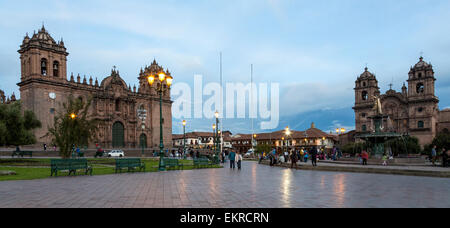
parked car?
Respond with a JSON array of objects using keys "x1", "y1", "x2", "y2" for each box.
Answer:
[
  {"x1": 107, "y1": 150, "x2": 125, "y2": 158},
  {"x1": 245, "y1": 149, "x2": 255, "y2": 158}
]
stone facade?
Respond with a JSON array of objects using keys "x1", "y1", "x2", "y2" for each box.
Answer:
[
  {"x1": 353, "y1": 57, "x2": 450, "y2": 147},
  {"x1": 16, "y1": 26, "x2": 173, "y2": 149}
]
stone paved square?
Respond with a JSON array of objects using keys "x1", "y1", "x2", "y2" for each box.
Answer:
[{"x1": 1, "y1": 161, "x2": 449, "y2": 208}]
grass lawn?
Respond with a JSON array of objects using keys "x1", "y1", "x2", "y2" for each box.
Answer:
[{"x1": 0, "y1": 158, "x2": 222, "y2": 181}]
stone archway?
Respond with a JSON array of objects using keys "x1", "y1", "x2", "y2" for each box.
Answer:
[{"x1": 112, "y1": 121, "x2": 125, "y2": 148}]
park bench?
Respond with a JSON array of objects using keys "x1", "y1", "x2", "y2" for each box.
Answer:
[
  {"x1": 115, "y1": 158, "x2": 146, "y2": 173},
  {"x1": 11, "y1": 151, "x2": 33, "y2": 158},
  {"x1": 162, "y1": 158, "x2": 184, "y2": 170},
  {"x1": 193, "y1": 158, "x2": 212, "y2": 168},
  {"x1": 50, "y1": 159, "x2": 93, "y2": 177}
]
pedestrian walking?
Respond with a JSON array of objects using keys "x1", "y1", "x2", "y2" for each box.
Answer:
[
  {"x1": 236, "y1": 152, "x2": 243, "y2": 170},
  {"x1": 431, "y1": 145, "x2": 437, "y2": 166},
  {"x1": 382, "y1": 153, "x2": 388, "y2": 166},
  {"x1": 229, "y1": 149, "x2": 236, "y2": 169},
  {"x1": 442, "y1": 148, "x2": 448, "y2": 168},
  {"x1": 310, "y1": 146, "x2": 318, "y2": 167},
  {"x1": 43, "y1": 143, "x2": 47, "y2": 152},
  {"x1": 361, "y1": 150, "x2": 369, "y2": 166},
  {"x1": 290, "y1": 150, "x2": 298, "y2": 169}
]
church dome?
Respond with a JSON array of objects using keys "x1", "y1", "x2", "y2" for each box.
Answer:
[
  {"x1": 359, "y1": 67, "x2": 376, "y2": 79},
  {"x1": 100, "y1": 67, "x2": 128, "y2": 89},
  {"x1": 413, "y1": 56, "x2": 432, "y2": 70}
]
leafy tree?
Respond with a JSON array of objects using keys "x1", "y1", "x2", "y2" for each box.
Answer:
[
  {"x1": 255, "y1": 143, "x2": 272, "y2": 156},
  {"x1": 46, "y1": 96, "x2": 99, "y2": 158},
  {"x1": 341, "y1": 142, "x2": 367, "y2": 156},
  {"x1": 386, "y1": 136, "x2": 421, "y2": 156},
  {"x1": 0, "y1": 101, "x2": 41, "y2": 146},
  {"x1": 432, "y1": 132, "x2": 450, "y2": 154}
]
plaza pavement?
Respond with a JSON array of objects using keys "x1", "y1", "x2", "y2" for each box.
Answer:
[{"x1": 0, "y1": 161, "x2": 449, "y2": 208}]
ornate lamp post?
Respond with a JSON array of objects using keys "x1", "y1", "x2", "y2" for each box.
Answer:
[{"x1": 147, "y1": 72, "x2": 173, "y2": 171}]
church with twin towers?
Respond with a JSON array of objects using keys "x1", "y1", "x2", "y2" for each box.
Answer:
[
  {"x1": 16, "y1": 25, "x2": 173, "y2": 149},
  {"x1": 353, "y1": 57, "x2": 450, "y2": 147}
]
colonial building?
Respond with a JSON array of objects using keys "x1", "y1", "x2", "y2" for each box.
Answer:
[
  {"x1": 232, "y1": 123, "x2": 336, "y2": 153},
  {"x1": 172, "y1": 131, "x2": 232, "y2": 149},
  {"x1": 16, "y1": 26, "x2": 173, "y2": 149},
  {"x1": 353, "y1": 56, "x2": 450, "y2": 147}
]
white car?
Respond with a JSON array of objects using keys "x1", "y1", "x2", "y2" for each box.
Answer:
[
  {"x1": 245, "y1": 149, "x2": 255, "y2": 158},
  {"x1": 107, "y1": 150, "x2": 125, "y2": 158}
]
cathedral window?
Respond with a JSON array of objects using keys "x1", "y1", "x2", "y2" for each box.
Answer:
[
  {"x1": 418, "y1": 73, "x2": 422, "y2": 78},
  {"x1": 53, "y1": 61, "x2": 59, "y2": 77},
  {"x1": 41, "y1": 58, "x2": 48, "y2": 76},
  {"x1": 418, "y1": 107, "x2": 423, "y2": 113},
  {"x1": 362, "y1": 82, "x2": 366, "y2": 87},
  {"x1": 115, "y1": 99, "x2": 120, "y2": 112},
  {"x1": 416, "y1": 83, "x2": 424, "y2": 94},
  {"x1": 418, "y1": 121, "x2": 424, "y2": 129},
  {"x1": 362, "y1": 125, "x2": 367, "y2": 132},
  {"x1": 362, "y1": 91, "x2": 368, "y2": 101}
]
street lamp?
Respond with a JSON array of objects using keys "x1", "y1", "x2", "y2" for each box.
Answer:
[
  {"x1": 148, "y1": 71, "x2": 173, "y2": 171},
  {"x1": 214, "y1": 111, "x2": 220, "y2": 164},
  {"x1": 182, "y1": 120, "x2": 186, "y2": 157},
  {"x1": 70, "y1": 113, "x2": 77, "y2": 119},
  {"x1": 285, "y1": 126, "x2": 291, "y2": 153}
]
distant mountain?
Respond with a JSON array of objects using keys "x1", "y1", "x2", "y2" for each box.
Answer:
[{"x1": 172, "y1": 107, "x2": 355, "y2": 134}]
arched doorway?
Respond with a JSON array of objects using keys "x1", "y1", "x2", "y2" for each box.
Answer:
[
  {"x1": 140, "y1": 133, "x2": 147, "y2": 149},
  {"x1": 112, "y1": 122, "x2": 125, "y2": 148}
]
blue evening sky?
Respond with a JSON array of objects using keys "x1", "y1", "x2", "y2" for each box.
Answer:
[{"x1": 0, "y1": 0, "x2": 449, "y2": 134}]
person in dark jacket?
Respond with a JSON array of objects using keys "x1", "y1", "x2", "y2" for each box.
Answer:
[
  {"x1": 310, "y1": 146, "x2": 318, "y2": 167},
  {"x1": 229, "y1": 149, "x2": 236, "y2": 169},
  {"x1": 442, "y1": 148, "x2": 448, "y2": 168}
]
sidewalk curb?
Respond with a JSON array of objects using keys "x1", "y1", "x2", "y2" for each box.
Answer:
[{"x1": 260, "y1": 161, "x2": 450, "y2": 178}]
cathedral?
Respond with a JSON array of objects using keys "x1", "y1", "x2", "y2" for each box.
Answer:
[
  {"x1": 16, "y1": 26, "x2": 173, "y2": 149},
  {"x1": 353, "y1": 57, "x2": 450, "y2": 147}
]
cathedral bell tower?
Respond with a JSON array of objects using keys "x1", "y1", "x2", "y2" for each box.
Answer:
[
  {"x1": 407, "y1": 56, "x2": 437, "y2": 100},
  {"x1": 353, "y1": 67, "x2": 380, "y2": 133},
  {"x1": 18, "y1": 25, "x2": 68, "y2": 83},
  {"x1": 406, "y1": 56, "x2": 439, "y2": 143}
]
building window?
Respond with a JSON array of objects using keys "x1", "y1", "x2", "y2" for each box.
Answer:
[
  {"x1": 362, "y1": 113, "x2": 367, "y2": 118},
  {"x1": 115, "y1": 99, "x2": 120, "y2": 112},
  {"x1": 418, "y1": 73, "x2": 422, "y2": 78},
  {"x1": 362, "y1": 125, "x2": 367, "y2": 132},
  {"x1": 416, "y1": 83, "x2": 424, "y2": 94},
  {"x1": 418, "y1": 121, "x2": 424, "y2": 129},
  {"x1": 41, "y1": 58, "x2": 47, "y2": 75},
  {"x1": 418, "y1": 107, "x2": 423, "y2": 113},
  {"x1": 53, "y1": 61, "x2": 59, "y2": 77},
  {"x1": 50, "y1": 108, "x2": 55, "y2": 114},
  {"x1": 362, "y1": 91, "x2": 368, "y2": 101},
  {"x1": 362, "y1": 82, "x2": 366, "y2": 87}
]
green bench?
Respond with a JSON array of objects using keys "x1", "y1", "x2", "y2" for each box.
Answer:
[
  {"x1": 11, "y1": 151, "x2": 33, "y2": 158},
  {"x1": 50, "y1": 159, "x2": 92, "y2": 176},
  {"x1": 115, "y1": 158, "x2": 146, "y2": 173},
  {"x1": 162, "y1": 158, "x2": 184, "y2": 170},
  {"x1": 194, "y1": 158, "x2": 212, "y2": 168}
]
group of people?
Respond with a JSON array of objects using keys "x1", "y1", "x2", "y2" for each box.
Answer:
[
  {"x1": 227, "y1": 149, "x2": 243, "y2": 170},
  {"x1": 265, "y1": 146, "x2": 323, "y2": 167},
  {"x1": 431, "y1": 145, "x2": 449, "y2": 167}
]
